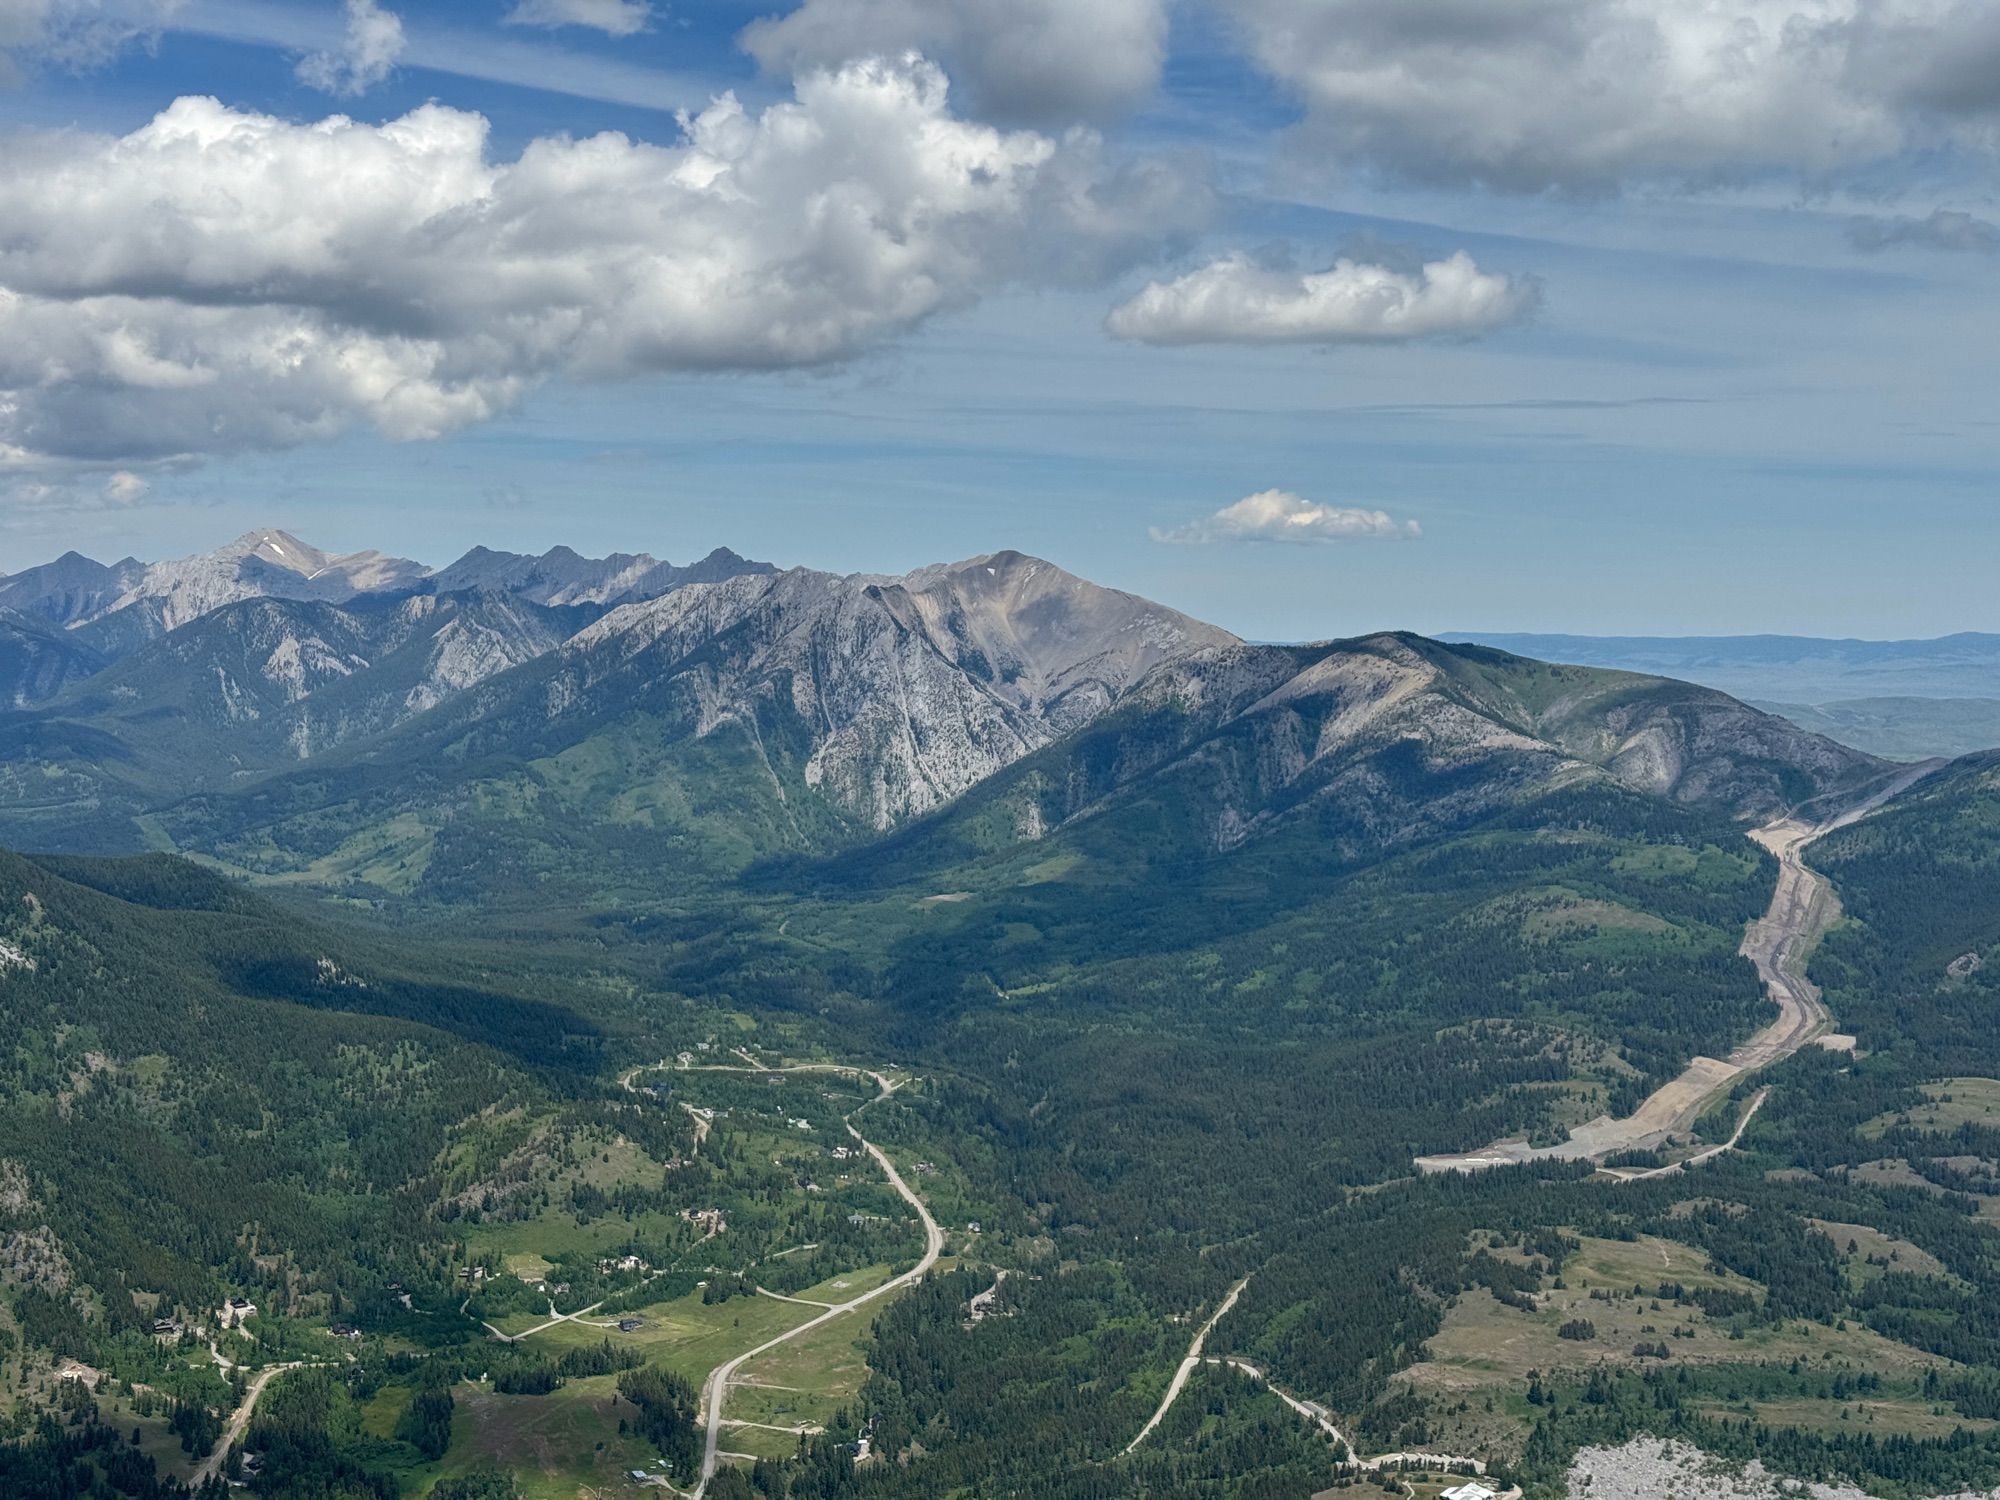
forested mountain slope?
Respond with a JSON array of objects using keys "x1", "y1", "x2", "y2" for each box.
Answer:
[
  {"x1": 821, "y1": 633, "x2": 1887, "y2": 895},
  {"x1": 0, "y1": 609, "x2": 106, "y2": 707},
  {"x1": 1807, "y1": 750, "x2": 2000, "y2": 1068},
  {"x1": 0, "y1": 845, "x2": 603, "y2": 1355},
  {"x1": 86, "y1": 595, "x2": 1873, "y2": 909},
  {"x1": 0, "y1": 591, "x2": 603, "y2": 825},
  {"x1": 80, "y1": 552, "x2": 1238, "y2": 892}
]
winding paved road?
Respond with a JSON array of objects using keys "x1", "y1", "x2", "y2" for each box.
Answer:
[
  {"x1": 620, "y1": 1056, "x2": 940, "y2": 1499},
  {"x1": 1417, "y1": 762, "x2": 1942, "y2": 1174}
]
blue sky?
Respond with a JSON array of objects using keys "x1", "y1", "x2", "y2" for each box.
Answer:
[{"x1": 3, "y1": 0, "x2": 1998, "y2": 640}]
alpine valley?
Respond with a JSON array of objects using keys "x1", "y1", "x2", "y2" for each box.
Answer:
[{"x1": 6, "y1": 531, "x2": 2000, "y2": 1500}]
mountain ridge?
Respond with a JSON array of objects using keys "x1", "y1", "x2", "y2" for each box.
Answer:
[
  {"x1": 0, "y1": 531, "x2": 778, "y2": 662},
  {"x1": 0, "y1": 539, "x2": 1896, "y2": 905}
]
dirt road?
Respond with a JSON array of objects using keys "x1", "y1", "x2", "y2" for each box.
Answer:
[
  {"x1": 1123, "y1": 1277, "x2": 1251, "y2": 1454},
  {"x1": 1417, "y1": 762, "x2": 1941, "y2": 1174},
  {"x1": 191, "y1": 1360, "x2": 306, "y2": 1486}
]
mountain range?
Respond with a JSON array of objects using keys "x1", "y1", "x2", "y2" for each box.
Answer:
[
  {"x1": 0, "y1": 531, "x2": 1898, "y2": 902},
  {"x1": 0, "y1": 529, "x2": 773, "y2": 679}
]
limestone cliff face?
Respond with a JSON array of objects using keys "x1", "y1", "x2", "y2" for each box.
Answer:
[{"x1": 539, "y1": 552, "x2": 1241, "y2": 828}]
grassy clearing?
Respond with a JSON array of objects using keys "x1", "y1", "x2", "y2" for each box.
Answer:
[
  {"x1": 92, "y1": 1388, "x2": 194, "y2": 1486},
  {"x1": 1692, "y1": 1396, "x2": 1995, "y2": 1440},
  {"x1": 1862, "y1": 1077, "x2": 2000, "y2": 1138},
  {"x1": 788, "y1": 1263, "x2": 896, "y2": 1305},
  {"x1": 1406, "y1": 1233, "x2": 1939, "y2": 1397},
  {"x1": 714, "y1": 1423, "x2": 807, "y2": 1461},
  {"x1": 529, "y1": 1287, "x2": 818, "y2": 1391},
  {"x1": 1811, "y1": 1219, "x2": 1948, "y2": 1282},
  {"x1": 418, "y1": 1376, "x2": 662, "y2": 1500},
  {"x1": 360, "y1": 1383, "x2": 413, "y2": 1441},
  {"x1": 467, "y1": 1207, "x2": 688, "y2": 1267},
  {"x1": 730, "y1": 1307, "x2": 878, "y2": 1433}
]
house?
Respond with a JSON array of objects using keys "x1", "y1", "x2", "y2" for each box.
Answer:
[
  {"x1": 329, "y1": 1324, "x2": 362, "y2": 1340},
  {"x1": 618, "y1": 1318, "x2": 643, "y2": 1333},
  {"x1": 1441, "y1": 1484, "x2": 1496, "y2": 1500},
  {"x1": 152, "y1": 1318, "x2": 180, "y2": 1337},
  {"x1": 219, "y1": 1300, "x2": 256, "y2": 1328},
  {"x1": 628, "y1": 1469, "x2": 650, "y2": 1482}
]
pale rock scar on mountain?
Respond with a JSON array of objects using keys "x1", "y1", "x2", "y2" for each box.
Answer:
[{"x1": 552, "y1": 551, "x2": 1239, "y2": 828}]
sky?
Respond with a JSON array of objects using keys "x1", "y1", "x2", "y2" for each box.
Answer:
[{"x1": 2, "y1": 0, "x2": 1999, "y2": 641}]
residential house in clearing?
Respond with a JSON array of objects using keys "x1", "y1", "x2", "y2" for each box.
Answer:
[
  {"x1": 220, "y1": 1298, "x2": 257, "y2": 1327},
  {"x1": 1440, "y1": 1484, "x2": 1496, "y2": 1500}
]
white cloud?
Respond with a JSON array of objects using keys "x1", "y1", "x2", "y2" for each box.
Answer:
[
  {"x1": 1848, "y1": 208, "x2": 2000, "y2": 253},
  {"x1": 0, "y1": 57, "x2": 1202, "y2": 472},
  {"x1": 1107, "y1": 250, "x2": 1536, "y2": 346},
  {"x1": 1226, "y1": 0, "x2": 2000, "y2": 193},
  {"x1": 1152, "y1": 490, "x2": 1421, "y2": 545},
  {"x1": 1, "y1": 0, "x2": 183, "y2": 82},
  {"x1": 296, "y1": 0, "x2": 404, "y2": 97},
  {"x1": 741, "y1": 0, "x2": 1166, "y2": 124},
  {"x1": 0, "y1": 460, "x2": 166, "y2": 515},
  {"x1": 503, "y1": 0, "x2": 652, "y2": 37},
  {"x1": 102, "y1": 470, "x2": 149, "y2": 505}
]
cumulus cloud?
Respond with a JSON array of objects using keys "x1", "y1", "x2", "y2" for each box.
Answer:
[
  {"x1": 296, "y1": 0, "x2": 404, "y2": 97},
  {"x1": 1152, "y1": 490, "x2": 1421, "y2": 545},
  {"x1": 1225, "y1": 0, "x2": 2000, "y2": 193},
  {"x1": 101, "y1": 470, "x2": 149, "y2": 505},
  {"x1": 503, "y1": 0, "x2": 652, "y2": 36},
  {"x1": 1107, "y1": 250, "x2": 1536, "y2": 346},
  {"x1": 0, "y1": 57, "x2": 1203, "y2": 473},
  {"x1": 1848, "y1": 207, "x2": 2000, "y2": 253},
  {"x1": 0, "y1": 462, "x2": 163, "y2": 514},
  {"x1": 741, "y1": 0, "x2": 1166, "y2": 124}
]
